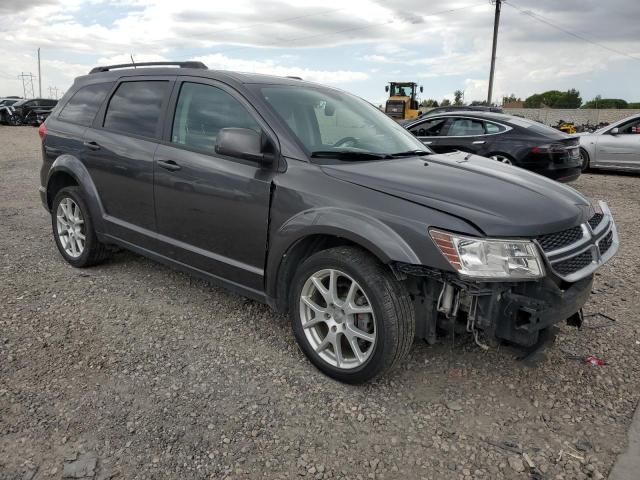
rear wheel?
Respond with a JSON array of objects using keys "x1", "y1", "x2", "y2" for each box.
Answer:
[
  {"x1": 290, "y1": 247, "x2": 414, "y2": 384},
  {"x1": 51, "y1": 186, "x2": 109, "y2": 267},
  {"x1": 489, "y1": 153, "x2": 513, "y2": 165}
]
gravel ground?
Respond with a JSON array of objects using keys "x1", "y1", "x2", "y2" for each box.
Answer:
[{"x1": 1, "y1": 125, "x2": 639, "y2": 480}]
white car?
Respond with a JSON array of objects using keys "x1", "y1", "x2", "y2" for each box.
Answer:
[{"x1": 579, "y1": 114, "x2": 640, "y2": 172}]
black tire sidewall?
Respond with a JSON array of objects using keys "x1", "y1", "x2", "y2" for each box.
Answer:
[
  {"x1": 51, "y1": 187, "x2": 97, "y2": 267},
  {"x1": 290, "y1": 250, "x2": 398, "y2": 383},
  {"x1": 579, "y1": 148, "x2": 590, "y2": 171}
]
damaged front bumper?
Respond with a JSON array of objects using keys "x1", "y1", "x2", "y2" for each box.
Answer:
[{"x1": 462, "y1": 275, "x2": 592, "y2": 347}]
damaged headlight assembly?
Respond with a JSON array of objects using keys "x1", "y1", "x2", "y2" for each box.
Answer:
[{"x1": 430, "y1": 229, "x2": 545, "y2": 280}]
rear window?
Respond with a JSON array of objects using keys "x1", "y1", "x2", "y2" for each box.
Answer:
[
  {"x1": 58, "y1": 83, "x2": 112, "y2": 126},
  {"x1": 103, "y1": 81, "x2": 170, "y2": 138},
  {"x1": 507, "y1": 116, "x2": 567, "y2": 138}
]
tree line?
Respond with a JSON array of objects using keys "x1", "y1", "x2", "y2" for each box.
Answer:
[{"x1": 419, "y1": 90, "x2": 640, "y2": 109}]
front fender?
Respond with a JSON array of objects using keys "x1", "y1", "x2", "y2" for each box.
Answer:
[
  {"x1": 47, "y1": 155, "x2": 106, "y2": 233},
  {"x1": 265, "y1": 207, "x2": 422, "y2": 299}
]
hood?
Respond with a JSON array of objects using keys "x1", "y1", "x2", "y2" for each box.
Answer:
[{"x1": 321, "y1": 151, "x2": 591, "y2": 237}]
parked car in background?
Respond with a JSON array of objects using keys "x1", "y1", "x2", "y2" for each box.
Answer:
[
  {"x1": 2, "y1": 98, "x2": 58, "y2": 126},
  {"x1": 0, "y1": 97, "x2": 22, "y2": 107},
  {"x1": 424, "y1": 105, "x2": 503, "y2": 116},
  {"x1": 39, "y1": 62, "x2": 617, "y2": 383},
  {"x1": 578, "y1": 114, "x2": 640, "y2": 172},
  {"x1": 404, "y1": 111, "x2": 582, "y2": 182}
]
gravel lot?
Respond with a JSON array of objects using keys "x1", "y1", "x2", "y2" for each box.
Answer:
[{"x1": 1, "y1": 125, "x2": 639, "y2": 480}]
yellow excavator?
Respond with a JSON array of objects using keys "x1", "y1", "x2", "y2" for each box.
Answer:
[{"x1": 384, "y1": 82, "x2": 423, "y2": 121}]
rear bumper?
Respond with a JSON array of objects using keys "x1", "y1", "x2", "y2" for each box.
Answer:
[{"x1": 543, "y1": 166, "x2": 582, "y2": 182}]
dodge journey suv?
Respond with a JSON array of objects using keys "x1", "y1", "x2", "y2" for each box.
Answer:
[{"x1": 39, "y1": 61, "x2": 618, "y2": 383}]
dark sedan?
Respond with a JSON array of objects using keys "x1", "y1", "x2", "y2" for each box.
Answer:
[{"x1": 404, "y1": 111, "x2": 582, "y2": 182}]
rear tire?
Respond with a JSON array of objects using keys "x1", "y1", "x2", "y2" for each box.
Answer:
[
  {"x1": 51, "y1": 186, "x2": 109, "y2": 268},
  {"x1": 289, "y1": 246, "x2": 414, "y2": 384}
]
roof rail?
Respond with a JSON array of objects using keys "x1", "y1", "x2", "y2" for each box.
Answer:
[
  {"x1": 286, "y1": 76, "x2": 303, "y2": 80},
  {"x1": 89, "y1": 61, "x2": 208, "y2": 74}
]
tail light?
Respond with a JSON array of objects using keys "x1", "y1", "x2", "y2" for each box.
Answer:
[
  {"x1": 531, "y1": 143, "x2": 566, "y2": 154},
  {"x1": 38, "y1": 122, "x2": 47, "y2": 141}
]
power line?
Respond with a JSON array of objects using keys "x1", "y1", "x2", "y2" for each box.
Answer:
[{"x1": 504, "y1": 1, "x2": 640, "y2": 62}]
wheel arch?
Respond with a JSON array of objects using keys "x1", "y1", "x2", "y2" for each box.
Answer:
[
  {"x1": 266, "y1": 208, "x2": 422, "y2": 313},
  {"x1": 46, "y1": 155, "x2": 106, "y2": 232}
]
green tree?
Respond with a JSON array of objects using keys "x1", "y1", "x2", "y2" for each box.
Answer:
[
  {"x1": 453, "y1": 90, "x2": 464, "y2": 106},
  {"x1": 524, "y1": 89, "x2": 581, "y2": 108},
  {"x1": 582, "y1": 97, "x2": 629, "y2": 109},
  {"x1": 441, "y1": 98, "x2": 451, "y2": 107},
  {"x1": 502, "y1": 93, "x2": 521, "y2": 104},
  {"x1": 628, "y1": 102, "x2": 640, "y2": 109},
  {"x1": 470, "y1": 100, "x2": 490, "y2": 106},
  {"x1": 420, "y1": 99, "x2": 439, "y2": 108}
]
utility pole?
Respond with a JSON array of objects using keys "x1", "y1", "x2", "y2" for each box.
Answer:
[
  {"x1": 487, "y1": 0, "x2": 502, "y2": 105},
  {"x1": 37, "y1": 48, "x2": 42, "y2": 97},
  {"x1": 18, "y1": 72, "x2": 36, "y2": 98}
]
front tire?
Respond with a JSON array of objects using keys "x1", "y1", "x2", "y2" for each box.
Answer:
[
  {"x1": 290, "y1": 247, "x2": 414, "y2": 384},
  {"x1": 51, "y1": 186, "x2": 109, "y2": 267},
  {"x1": 579, "y1": 148, "x2": 590, "y2": 172}
]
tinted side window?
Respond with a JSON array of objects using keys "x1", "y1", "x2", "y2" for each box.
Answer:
[
  {"x1": 448, "y1": 118, "x2": 485, "y2": 136},
  {"x1": 104, "y1": 81, "x2": 170, "y2": 138},
  {"x1": 171, "y1": 82, "x2": 259, "y2": 152},
  {"x1": 410, "y1": 118, "x2": 448, "y2": 137},
  {"x1": 58, "y1": 83, "x2": 112, "y2": 126},
  {"x1": 619, "y1": 118, "x2": 640, "y2": 134},
  {"x1": 484, "y1": 121, "x2": 504, "y2": 134}
]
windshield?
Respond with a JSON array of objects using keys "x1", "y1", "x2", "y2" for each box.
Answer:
[
  {"x1": 256, "y1": 85, "x2": 428, "y2": 159},
  {"x1": 390, "y1": 84, "x2": 415, "y2": 97},
  {"x1": 505, "y1": 115, "x2": 569, "y2": 138}
]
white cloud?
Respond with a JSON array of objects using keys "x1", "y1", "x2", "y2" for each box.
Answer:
[{"x1": 194, "y1": 53, "x2": 368, "y2": 84}]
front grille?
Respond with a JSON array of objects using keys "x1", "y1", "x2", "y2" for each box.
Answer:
[
  {"x1": 554, "y1": 250, "x2": 593, "y2": 276},
  {"x1": 537, "y1": 226, "x2": 583, "y2": 253},
  {"x1": 589, "y1": 213, "x2": 604, "y2": 230},
  {"x1": 599, "y1": 230, "x2": 613, "y2": 256}
]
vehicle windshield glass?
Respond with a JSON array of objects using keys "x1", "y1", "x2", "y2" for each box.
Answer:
[
  {"x1": 390, "y1": 84, "x2": 415, "y2": 97},
  {"x1": 256, "y1": 85, "x2": 429, "y2": 160}
]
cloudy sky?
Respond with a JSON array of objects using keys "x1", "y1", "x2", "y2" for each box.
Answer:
[{"x1": 1, "y1": 0, "x2": 639, "y2": 105}]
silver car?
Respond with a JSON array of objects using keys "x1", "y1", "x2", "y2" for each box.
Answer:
[{"x1": 579, "y1": 114, "x2": 640, "y2": 172}]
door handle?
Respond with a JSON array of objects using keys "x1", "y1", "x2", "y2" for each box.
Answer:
[
  {"x1": 157, "y1": 160, "x2": 181, "y2": 172},
  {"x1": 472, "y1": 140, "x2": 486, "y2": 144},
  {"x1": 83, "y1": 141, "x2": 101, "y2": 151},
  {"x1": 421, "y1": 140, "x2": 433, "y2": 145}
]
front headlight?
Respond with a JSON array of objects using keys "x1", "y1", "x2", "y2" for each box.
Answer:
[{"x1": 430, "y1": 229, "x2": 545, "y2": 280}]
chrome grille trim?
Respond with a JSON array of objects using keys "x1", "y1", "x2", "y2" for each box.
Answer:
[{"x1": 534, "y1": 201, "x2": 619, "y2": 282}]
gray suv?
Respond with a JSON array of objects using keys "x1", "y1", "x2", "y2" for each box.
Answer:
[{"x1": 39, "y1": 61, "x2": 619, "y2": 383}]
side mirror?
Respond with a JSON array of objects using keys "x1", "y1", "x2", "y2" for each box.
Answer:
[
  {"x1": 215, "y1": 128, "x2": 273, "y2": 165},
  {"x1": 610, "y1": 127, "x2": 619, "y2": 135},
  {"x1": 385, "y1": 85, "x2": 389, "y2": 93}
]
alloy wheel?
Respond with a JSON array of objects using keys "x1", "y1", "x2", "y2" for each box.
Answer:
[
  {"x1": 299, "y1": 269, "x2": 376, "y2": 370},
  {"x1": 490, "y1": 154, "x2": 512, "y2": 165},
  {"x1": 56, "y1": 197, "x2": 86, "y2": 258}
]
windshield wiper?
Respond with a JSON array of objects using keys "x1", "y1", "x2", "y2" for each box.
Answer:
[
  {"x1": 389, "y1": 150, "x2": 432, "y2": 157},
  {"x1": 310, "y1": 150, "x2": 392, "y2": 160}
]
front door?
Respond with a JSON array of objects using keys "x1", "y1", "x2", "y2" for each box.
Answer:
[
  {"x1": 596, "y1": 117, "x2": 640, "y2": 169},
  {"x1": 153, "y1": 80, "x2": 275, "y2": 292},
  {"x1": 408, "y1": 116, "x2": 450, "y2": 152},
  {"x1": 436, "y1": 116, "x2": 487, "y2": 154}
]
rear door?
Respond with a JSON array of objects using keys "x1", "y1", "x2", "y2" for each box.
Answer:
[
  {"x1": 83, "y1": 77, "x2": 174, "y2": 244},
  {"x1": 596, "y1": 117, "x2": 640, "y2": 169},
  {"x1": 407, "y1": 116, "x2": 450, "y2": 152},
  {"x1": 435, "y1": 116, "x2": 487, "y2": 154},
  {"x1": 152, "y1": 78, "x2": 276, "y2": 292}
]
